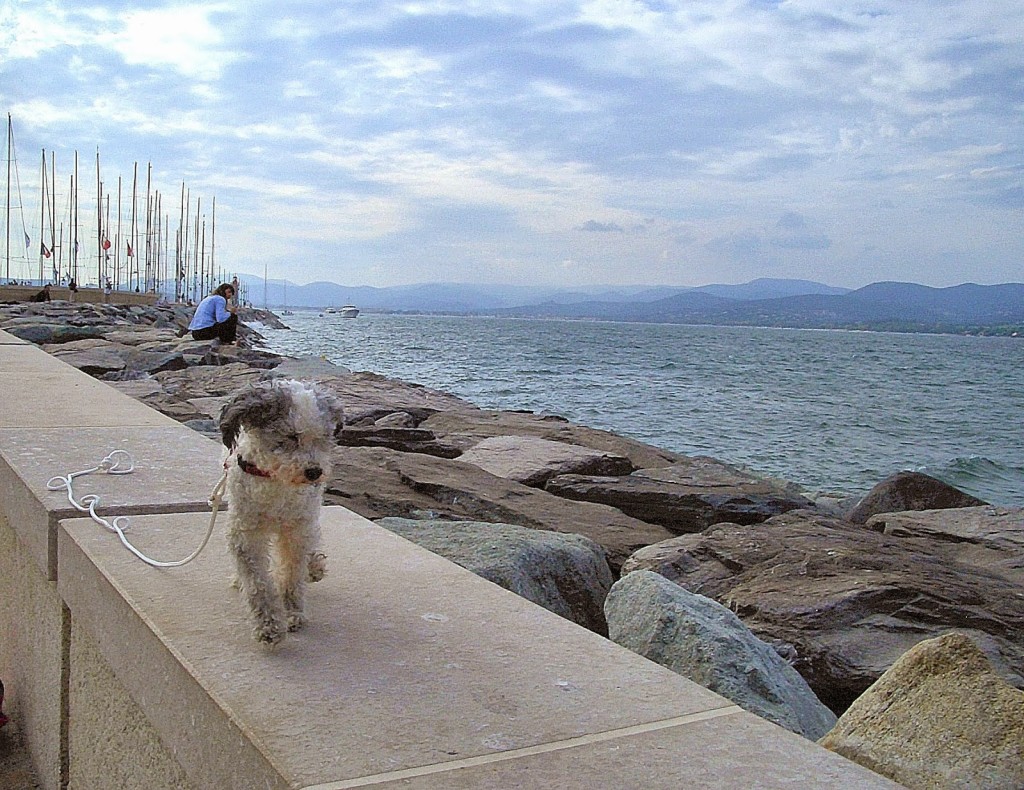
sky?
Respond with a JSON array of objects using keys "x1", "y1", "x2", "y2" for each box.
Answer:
[{"x1": 2, "y1": 0, "x2": 1023, "y2": 290}]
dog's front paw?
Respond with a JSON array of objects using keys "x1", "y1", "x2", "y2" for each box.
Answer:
[
  {"x1": 287, "y1": 610, "x2": 307, "y2": 632},
  {"x1": 307, "y1": 551, "x2": 327, "y2": 583},
  {"x1": 253, "y1": 615, "x2": 286, "y2": 645}
]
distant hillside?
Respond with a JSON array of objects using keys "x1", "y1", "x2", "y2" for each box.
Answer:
[
  {"x1": 491, "y1": 282, "x2": 1024, "y2": 334},
  {"x1": 234, "y1": 274, "x2": 1021, "y2": 334},
  {"x1": 692, "y1": 278, "x2": 850, "y2": 300},
  {"x1": 235, "y1": 275, "x2": 842, "y2": 312}
]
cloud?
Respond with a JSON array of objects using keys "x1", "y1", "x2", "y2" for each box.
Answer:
[
  {"x1": 2, "y1": 1, "x2": 1022, "y2": 289},
  {"x1": 577, "y1": 220, "x2": 624, "y2": 232}
]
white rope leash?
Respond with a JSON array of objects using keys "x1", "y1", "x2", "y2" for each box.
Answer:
[{"x1": 46, "y1": 450, "x2": 228, "y2": 568}]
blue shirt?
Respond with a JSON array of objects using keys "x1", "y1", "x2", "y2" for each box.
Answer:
[{"x1": 188, "y1": 294, "x2": 232, "y2": 330}]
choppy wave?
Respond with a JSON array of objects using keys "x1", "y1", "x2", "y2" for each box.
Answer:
[{"x1": 918, "y1": 456, "x2": 1024, "y2": 503}]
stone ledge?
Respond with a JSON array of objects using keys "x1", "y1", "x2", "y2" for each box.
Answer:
[
  {"x1": 0, "y1": 345, "x2": 179, "y2": 430},
  {"x1": 0, "y1": 426, "x2": 224, "y2": 580},
  {"x1": 57, "y1": 507, "x2": 899, "y2": 788}
]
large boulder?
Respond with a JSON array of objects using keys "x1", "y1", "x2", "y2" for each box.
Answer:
[
  {"x1": 458, "y1": 435, "x2": 634, "y2": 487},
  {"x1": 378, "y1": 517, "x2": 614, "y2": 634},
  {"x1": 820, "y1": 632, "x2": 1024, "y2": 789},
  {"x1": 620, "y1": 508, "x2": 1024, "y2": 713},
  {"x1": 545, "y1": 461, "x2": 813, "y2": 533},
  {"x1": 606, "y1": 570, "x2": 837, "y2": 740},
  {"x1": 847, "y1": 470, "x2": 986, "y2": 524},
  {"x1": 323, "y1": 445, "x2": 676, "y2": 573}
]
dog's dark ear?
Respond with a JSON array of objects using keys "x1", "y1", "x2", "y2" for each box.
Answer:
[
  {"x1": 315, "y1": 389, "x2": 346, "y2": 439},
  {"x1": 219, "y1": 385, "x2": 289, "y2": 449}
]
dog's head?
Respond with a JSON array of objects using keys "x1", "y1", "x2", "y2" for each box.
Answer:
[{"x1": 219, "y1": 378, "x2": 344, "y2": 485}]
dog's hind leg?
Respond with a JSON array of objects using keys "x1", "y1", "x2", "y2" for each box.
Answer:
[{"x1": 229, "y1": 525, "x2": 286, "y2": 645}]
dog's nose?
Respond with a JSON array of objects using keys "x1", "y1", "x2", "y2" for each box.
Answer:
[{"x1": 304, "y1": 466, "x2": 323, "y2": 482}]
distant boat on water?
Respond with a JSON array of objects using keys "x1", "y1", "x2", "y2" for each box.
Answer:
[{"x1": 325, "y1": 304, "x2": 359, "y2": 318}]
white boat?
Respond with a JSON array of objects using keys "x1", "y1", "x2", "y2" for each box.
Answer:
[{"x1": 326, "y1": 305, "x2": 359, "y2": 317}]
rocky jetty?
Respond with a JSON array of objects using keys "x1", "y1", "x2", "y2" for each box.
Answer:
[{"x1": 4, "y1": 299, "x2": 1022, "y2": 778}]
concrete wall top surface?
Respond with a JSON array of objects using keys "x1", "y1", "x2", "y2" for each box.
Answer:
[{"x1": 57, "y1": 507, "x2": 899, "y2": 790}]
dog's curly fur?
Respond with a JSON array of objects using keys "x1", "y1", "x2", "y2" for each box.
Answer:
[{"x1": 219, "y1": 378, "x2": 344, "y2": 644}]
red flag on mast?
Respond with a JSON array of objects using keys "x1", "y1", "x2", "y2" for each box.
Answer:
[{"x1": 126, "y1": 242, "x2": 133, "y2": 257}]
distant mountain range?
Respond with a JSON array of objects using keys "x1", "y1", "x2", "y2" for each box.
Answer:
[{"x1": 237, "y1": 275, "x2": 1024, "y2": 335}]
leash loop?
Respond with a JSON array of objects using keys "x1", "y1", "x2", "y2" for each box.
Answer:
[{"x1": 47, "y1": 451, "x2": 226, "y2": 568}]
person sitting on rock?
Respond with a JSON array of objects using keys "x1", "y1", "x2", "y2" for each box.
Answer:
[
  {"x1": 187, "y1": 282, "x2": 238, "y2": 346},
  {"x1": 31, "y1": 283, "x2": 52, "y2": 302}
]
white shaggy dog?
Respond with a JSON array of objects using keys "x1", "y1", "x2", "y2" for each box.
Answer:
[{"x1": 219, "y1": 379, "x2": 344, "y2": 645}]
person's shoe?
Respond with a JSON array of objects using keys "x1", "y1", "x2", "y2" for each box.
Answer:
[{"x1": 210, "y1": 338, "x2": 222, "y2": 349}]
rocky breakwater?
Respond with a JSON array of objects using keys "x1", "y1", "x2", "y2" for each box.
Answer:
[{"x1": 3, "y1": 301, "x2": 1022, "y2": 778}]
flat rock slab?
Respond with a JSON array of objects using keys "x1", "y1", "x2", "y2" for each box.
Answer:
[
  {"x1": 545, "y1": 472, "x2": 813, "y2": 533},
  {"x1": 101, "y1": 327, "x2": 182, "y2": 346},
  {"x1": 866, "y1": 506, "x2": 1024, "y2": 584},
  {"x1": 635, "y1": 456, "x2": 800, "y2": 490},
  {"x1": 620, "y1": 508, "x2": 1024, "y2": 714},
  {"x1": 458, "y1": 435, "x2": 634, "y2": 487},
  {"x1": 268, "y1": 354, "x2": 352, "y2": 379},
  {"x1": 293, "y1": 371, "x2": 482, "y2": 427},
  {"x1": 338, "y1": 426, "x2": 463, "y2": 458},
  {"x1": 324, "y1": 446, "x2": 676, "y2": 573},
  {"x1": 46, "y1": 347, "x2": 127, "y2": 375},
  {"x1": 421, "y1": 409, "x2": 684, "y2": 470}
]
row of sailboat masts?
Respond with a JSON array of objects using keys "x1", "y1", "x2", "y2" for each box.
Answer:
[
  {"x1": 5, "y1": 117, "x2": 230, "y2": 301},
  {"x1": 32, "y1": 150, "x2": 226, "y2": 300}
]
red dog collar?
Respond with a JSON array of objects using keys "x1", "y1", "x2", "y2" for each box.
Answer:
[{"x1": 236, "y1": 456, "x2": 272, "y2": 478}]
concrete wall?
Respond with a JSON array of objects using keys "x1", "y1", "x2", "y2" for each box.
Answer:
[{"x1": 0, "y1": 328, "x2": 899, "y2": 789}]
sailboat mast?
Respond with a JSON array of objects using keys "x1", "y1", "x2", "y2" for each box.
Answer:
[
  {"x1": 115, "y1": 176, "x2": 122, "y2": 289},
  {"x1": 96, "y1": 149, "x2": 103, "y2": 287},
  {"x1": 177, "y1": 182, "x2": 185, "y2": 302},
  {"x1": 144, "y1": 162, "x2": 152, "y2": 291},
  {"x1": 129, "y1": 162, "x2": 137, "y2": 290},
  {"x1": 72, "y1": 150, "x2": 79, "y2": 283},
  {"x1": 39, "y1": 149, "x2": 46, "y2": 283},
  {"x1": 6, "y1": 114, "x2": 12, "y2": 280},
  {"x1": 50, "y1": 150, "x2": 56, "y2": 280},
  {"x1": 210, "y1": 195, "x2": 216, "y2": 274},
  {"x1": 194, "y1": 196, "x2": 201, "y2": 294}
]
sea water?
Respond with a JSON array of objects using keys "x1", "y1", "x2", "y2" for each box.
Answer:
[{"x1": 260, "y1": 311, "x2": 1024, "y2": 507}]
